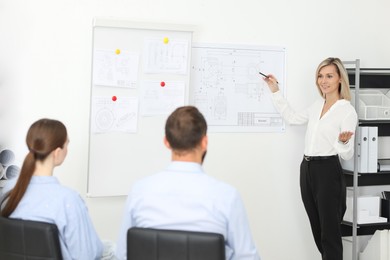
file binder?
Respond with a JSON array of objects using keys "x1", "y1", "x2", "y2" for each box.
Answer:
[
  {"x1": 341, "y1": 126, "x2": 369, "y2": 173},
  {"x1": 367, "y1": 126, "x2": 378, "y2": 173}
]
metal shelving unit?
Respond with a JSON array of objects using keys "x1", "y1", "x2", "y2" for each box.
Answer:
[
  {"x1": 342, "y1": 59, "x2": 360, "y2": 260},
  {"x1": 341, "y1": 62, "x2": 390, "y2": 260}
]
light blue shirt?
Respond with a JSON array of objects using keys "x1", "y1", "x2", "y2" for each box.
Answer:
[
  {"x1": 116, "y1": 161, "x2": 261, "y2": 260},
  {"x1": 2, "y1": 176, "x2": 103, "y2": 260}
]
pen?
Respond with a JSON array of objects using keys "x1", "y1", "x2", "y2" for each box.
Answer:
[{"x1": 259, "y1": 71, "x2": 279, "y2": 84}]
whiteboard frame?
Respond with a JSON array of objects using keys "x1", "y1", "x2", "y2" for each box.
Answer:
[{"x1": 87, "y1": 18, "x2": 196, "y2": 197}]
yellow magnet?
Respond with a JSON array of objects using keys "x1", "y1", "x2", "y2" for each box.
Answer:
[
  {"x1": 163, "y1": 37, "x2": 169, "y2": 44},
  {"x1": 115, "y1": 49, "x2": 121, "y2": 55}
]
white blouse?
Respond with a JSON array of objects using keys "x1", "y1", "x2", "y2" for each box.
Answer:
[{"x1": 272, "y1": 91, "x2": 358, "y2": 160}]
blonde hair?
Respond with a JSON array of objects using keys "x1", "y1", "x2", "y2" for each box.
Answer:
[{"x1": 315, "y1": 57, "x2": 351, "y2": 101}]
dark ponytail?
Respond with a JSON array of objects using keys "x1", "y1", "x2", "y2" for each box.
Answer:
[{"x1": 1, "y1": 119, "x2": 67, "y2": 217}]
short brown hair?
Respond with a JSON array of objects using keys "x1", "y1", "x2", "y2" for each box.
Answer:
[{"x1": 165, "y1": 106, "x2": 207, "y2": 152}]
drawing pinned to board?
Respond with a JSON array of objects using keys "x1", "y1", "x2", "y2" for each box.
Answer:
[
  {"x1": 140, "y1": 80, "x2": 185, "y2": 116},
  {"x1": 143, "y1": 38, "x2": 189, "y2": 74},
  {"x1": 190, "y1": 43, "x2": 286, "y2": 133},
  {"x1": 93, "y1": 49, "x2": 139, "y2": 88},
  {"x1": 91, "y1": 96, "x2": 139, "y2": 133}
]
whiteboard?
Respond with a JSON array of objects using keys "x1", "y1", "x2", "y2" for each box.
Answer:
[
  {"x1": 87, "y1": 18, "x2": 194, "y2": 197},
  {"x1": 190, "y1": 43, "x2": 286, "y2": 132}
]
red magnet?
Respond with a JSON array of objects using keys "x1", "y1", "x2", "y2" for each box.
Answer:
[
  {"x1": 112, "y1": 96, "x2": 117, "y2": 101},
  {"x1": 160, "y1": 81, "x2": 166, "y2": 87}
]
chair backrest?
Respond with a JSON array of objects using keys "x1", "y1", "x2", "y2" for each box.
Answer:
[
  {"x1": 0, "y1": 217, "x2": 62, "y2": 260},
  {"x1": 127, "y1": 227, "x2": 225, "y2": 260}
]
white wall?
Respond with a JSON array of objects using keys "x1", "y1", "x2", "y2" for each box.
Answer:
[{"x1": 1, "y1": 0, "x2": 390, "y2": 259}]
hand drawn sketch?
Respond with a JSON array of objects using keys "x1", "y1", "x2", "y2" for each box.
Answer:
[
  {"x1": 91, "y1": 96, "x2": 138, "y2": 133},
  {"x1": 143, "y1": 38, "x2": 189, "y2": 75},
  {"x1": 93, "y1": 49, "x2": 139, "y2": 88},
  {"x1": 140, "y1": 80, "x2": 185, "y2": 116}
]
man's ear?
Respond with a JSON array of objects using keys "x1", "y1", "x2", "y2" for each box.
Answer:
[
  {"x1": 201, "y1": 135, "x2": 208, "y2": 150},
  {"x1": 163, "y1": 136, "x2": 172, "y2": 150}
]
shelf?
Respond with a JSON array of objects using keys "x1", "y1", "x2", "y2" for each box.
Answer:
[
  {"x1": 347, "y1": 68, "x2": 390, "y2": 89},
  {"x1": 342, "y1": 64, "x2": 390, "y2": 259},
  {"x1": 341, "y1": 220, "x2": 390, "y2": 236},
  {"x1": 343, "y1": 171, "x2": 390, "y2": 186},
  {"x1": 348, "y1": 68, "x2": 390, "y2": 135},
  {"x1": 359, "y1": 120, "x2": 390, "y2": 136}
]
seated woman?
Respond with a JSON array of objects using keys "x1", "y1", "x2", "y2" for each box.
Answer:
[{"x1": 0, "y1": 118, "x2": 115, "y2": 260}]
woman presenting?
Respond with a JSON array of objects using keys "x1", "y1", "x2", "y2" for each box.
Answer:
[{"x1": 263, "y1": 57, "x2": 358, "y2": 260}]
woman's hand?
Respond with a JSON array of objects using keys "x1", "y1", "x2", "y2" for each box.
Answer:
[
  {"x1": 339, "y1": 131, "x2": 354, "y2": 144},
  {"x1": 262, "y1": 74, "x2": 280, "y2": 93}
]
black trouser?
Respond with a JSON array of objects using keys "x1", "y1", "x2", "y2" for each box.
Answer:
[{"x1": 300, "y1": 155, "x2": 346, "y2": 260}]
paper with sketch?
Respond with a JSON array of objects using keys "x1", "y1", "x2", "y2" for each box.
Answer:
[
  {"x1": 91, "y1": 96, "x2": 139, "y2": 133},
  {"x1": 190, "y1": 43, "x2": 286, "y2": 133},
  {"x1": 93, "y1": 49, "x2": 139, "y2": 88},
  {"x1": 143, "y1": 38, "x2": 189, "y2": 75},
  {"x1": 140, "y1": 80, "x2": 185, "y2": 116}
]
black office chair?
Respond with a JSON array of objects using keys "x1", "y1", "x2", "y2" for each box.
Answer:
[
  {"x1": 0, "y1": 217, "x2": 62, "y2": 260},
  {"x1": 127, "y1": 227, "x2": 225, "y2": 260}
]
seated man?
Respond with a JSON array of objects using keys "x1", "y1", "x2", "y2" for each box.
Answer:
[{"x1": 116, "y1": 106, "x2": 261, "y2": 260}]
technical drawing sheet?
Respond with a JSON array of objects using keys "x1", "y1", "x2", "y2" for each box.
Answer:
[
  {"x1": 190, "y1": 43, "x2": 286, "y2": 132},
  {"x1": 91, "y1": 96, "x2": 138, "y2": 133}
]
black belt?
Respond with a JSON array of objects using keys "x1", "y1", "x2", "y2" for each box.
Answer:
[{"x1": 303, "y1": 155, "x2": 338, "y2": 161}]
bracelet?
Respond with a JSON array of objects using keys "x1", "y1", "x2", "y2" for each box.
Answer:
[{"x1": 338, "y1": 140, "x2": 349, "y2": 145}]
